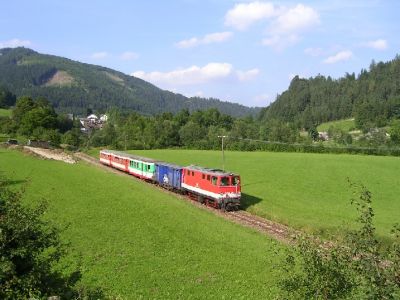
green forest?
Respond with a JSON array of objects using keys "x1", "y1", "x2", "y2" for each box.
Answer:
[{"x1": 261, "y1": 55, "x2": 400, "y2": 131}]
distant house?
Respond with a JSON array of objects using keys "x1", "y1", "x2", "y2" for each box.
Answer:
[
  {"x1": 99, "y1": 114, "x2": 108, "y2": 122},
  {"x1": 87, "y1": 114, "x2": 98, "y2": 124},
  {"x1": 79, "y1": 113, "x2": 108, "y2": 133},
  {"x1": 318, "y1": 131, "x2": 329, "y2": 141}
]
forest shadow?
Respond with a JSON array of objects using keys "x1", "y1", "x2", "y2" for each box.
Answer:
[{"x1": 240, "y1": 193, "x2": 262, "y2": 210}]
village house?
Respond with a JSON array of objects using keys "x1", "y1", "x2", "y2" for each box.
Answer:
[{"x1": 79, "y1": 113, "x2": 108, "y2": 133}]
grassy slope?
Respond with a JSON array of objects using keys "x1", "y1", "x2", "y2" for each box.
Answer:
[
  {"x1": 0, "y1": 149, "x2": 285, "y2": 299},
  {"x1": 0, "y1": 108, "x2": 11, "y2": 117},
  {"x1": 92, "y1": 149, "x2": 400, "y2": 240},
  {"x1": 317, "y1": 118, "x2": 356, "y2": 132}
]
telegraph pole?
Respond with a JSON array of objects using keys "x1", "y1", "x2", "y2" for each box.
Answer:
[{"x1": 217, "y1": 135, "x2": 228, "y2": 171}]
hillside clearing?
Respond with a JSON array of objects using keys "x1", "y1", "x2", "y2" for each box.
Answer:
[
  {"x1": 317, "y1": 118, "x2": 356, "y2": 132},
  {"x1": 43, "y1": 70, "x2": 74, "y2": 86}
]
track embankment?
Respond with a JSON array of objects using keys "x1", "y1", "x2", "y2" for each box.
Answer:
[
  {"x1": 74, "y1": 152, "x2": 298, "y2": 243},
  {"x1": 24, "y1": 146, "x2": 76, "y2": 164}
]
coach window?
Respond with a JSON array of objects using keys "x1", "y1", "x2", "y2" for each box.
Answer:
[
  {"x1": 187, "y1": 170, "x2": 190, "y2": 176},
  {"x1": 192, "y1": 171, "x2": 194, "y2": 176},
  {"x1": 211, "y1": 176, "x2": 217, "y2": 185},
  {"x1": 207, "y1": 175, "x2": 210, "y2": 181},
  {"x1": 202, "y1": 174, "x2": 205, "y2": 179}
]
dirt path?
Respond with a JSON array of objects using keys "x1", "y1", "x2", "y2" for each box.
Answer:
[
  {"x1": 74, "y1": 152, "x2": 298, "y2": 243},
  {"x1": 24, "y1": 146, "x2": 76, "y2": 164}
]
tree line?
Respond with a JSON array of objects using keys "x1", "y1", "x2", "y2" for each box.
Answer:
[{"x1": 1, "y1": 93, "x2": 400, "y2": 155}]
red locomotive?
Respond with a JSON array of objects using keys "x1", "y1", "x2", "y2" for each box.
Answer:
[{"x1": 182, "y1": 165, "x2": 241, "y2": 210}]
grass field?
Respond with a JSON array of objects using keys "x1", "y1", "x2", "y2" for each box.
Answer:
[
  {"x1": 317, "y1": 118, "x2": 356, "y2": 132},
  {"x1": 87, "y1": 149, "x2": 400, "y2": 241},
  {"x1": 0, "y1": 148, "x2": 286, "y2": 298},
  {"x1": 0, "y1": 108, "x2": 11, "y2": 117}
]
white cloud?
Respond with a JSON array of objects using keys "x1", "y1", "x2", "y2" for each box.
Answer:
[
  {"x1": 176, "y1": 31, "x2": 233, "y2": 48},
  {"x1": 323, "y1": 50, "x2": 353, "y2": 64},
  {"x1": 132, "y1": 63, "x2": 259, "y2": 86},
  {"x1": 262, "y1": 34, "x2": 299, "y2": 50},
  {"x1": 364, "y1": 39, "x2": 388, "y2": 50},
  {"x1": 0, "y1": 38, "x2": 32, "y2": 48},
  {"x1": 132, "y1": 63, "x2": 233, "y2": 86},
  {"x1": 264, "y1": 4, "x2": 319, "y2": 50},
  {"x1": 224, "y1": 1, "x2": 276, "y2": 30},
  {"x1": 236, "y1": 68, "x2": 260, "y2": 81},
  {"x1": 120, "y1": 51, "x2": 139, "y2": 60},
  {"x1": 224, "y1": 2, "x2": 319, "y2": 50},
  {"x1": 90, "y1": 52, "x2": 108, "y2": 59},
  {"x1": 304, "y1": 47, "x2": 323, "y2": 57},
  {"x1": 271, "y1": 4, "x2": 319, "y2": 35}
]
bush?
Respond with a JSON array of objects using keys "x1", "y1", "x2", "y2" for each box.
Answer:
[
  {"x1": 278, "y1": 180, "x2": 400, "y2": 299},
  {"x1": 0, "y1": 177, "x2": 105, "y2": 299}
]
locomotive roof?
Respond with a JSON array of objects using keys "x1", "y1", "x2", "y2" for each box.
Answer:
[
  {"x1": 184, "y1": 165, "x2": 238, "y2": 176},
  {"x1": 101, "y1": 149, "x2": 157, "y2": 163}
]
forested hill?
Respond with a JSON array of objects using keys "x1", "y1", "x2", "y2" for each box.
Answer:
[
  {"x1": 260, "y1": 55, "x2": 400, "y2": 129},
  {"x1": 0, "y1": 47, "x2": 260, "y2": 117}
]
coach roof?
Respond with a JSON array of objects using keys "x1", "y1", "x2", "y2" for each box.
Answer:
[{"x1": 101, "y1": 149, "x2": 157, "y2": 163}]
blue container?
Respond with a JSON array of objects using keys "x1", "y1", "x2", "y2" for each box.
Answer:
[{"x1": 155, "y1": 163, "x2": 183, "y2": 190}]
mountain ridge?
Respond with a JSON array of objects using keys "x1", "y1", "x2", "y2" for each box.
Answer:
[{"x1": 0, "y1": 47, "x2": 260, "y2": 117}]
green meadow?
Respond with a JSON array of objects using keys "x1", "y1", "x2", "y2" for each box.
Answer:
[
  {"x1": 0, "y1": 108, "x2": 11, "y2": 118},
  {"x1": 101, "y1": 149, "x2": 400, "y2": 241},
  {"x1": 317, "y1": 118, "x2": 356, "y2": 132},
  {"x1": 0, "y1": 149, "x2": 285, "y2": 299}
]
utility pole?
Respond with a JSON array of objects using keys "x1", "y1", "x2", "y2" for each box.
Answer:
[{"x1": 217, "y1": 135, "x2": 228, "y2": 171}]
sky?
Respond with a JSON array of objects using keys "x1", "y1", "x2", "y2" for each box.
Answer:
[{"x1": 1, "y1": 0, "x2": 399, "y2": 107}]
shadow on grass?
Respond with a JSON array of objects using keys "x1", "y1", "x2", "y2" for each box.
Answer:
[
  {"x1": 240, "y1": 193, "x2": 262, "y2": 210},
  {"x1": 0, "y1": 179, "x2": 28, "y2": 187}
]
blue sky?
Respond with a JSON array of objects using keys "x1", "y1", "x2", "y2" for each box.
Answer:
[{"x1": 1, "y1": 0, "x2": 399, "y2": 107}]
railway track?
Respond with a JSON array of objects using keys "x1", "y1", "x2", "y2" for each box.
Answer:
[{"x1": 74, "y1": 152, "x2": 298, "y2": 243}]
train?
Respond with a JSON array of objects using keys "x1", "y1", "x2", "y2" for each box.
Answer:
[{"x1": 99, "y1": 149, "x2": 241, "y2": 211}]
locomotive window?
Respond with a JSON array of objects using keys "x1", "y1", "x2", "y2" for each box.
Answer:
[
  {"x1": 211, "y1": 177, "x2": 217, "y2": 185},
  {"x1": 192, "y1": 171, "x2": 194, "y2": 176},
  {"x1": 220, "y1": 177, "x2": 229, "y2": 186},
  {"x1": 233, "y1": 177, "x2": 240, "y2": 185},
  {"x1": 202, "y1": 174, "x2": 205, "y2": 179},
  {"x1": 207, "y1": 175, "x2": 210, "y2": 181},
  {"x1": 187, "y1": 170, "x2": 190, "y2": 176}
]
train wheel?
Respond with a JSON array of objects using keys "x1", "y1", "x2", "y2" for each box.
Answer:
[{"x1": 198, "y1": 195, "x2": 204, "y2": 204}]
